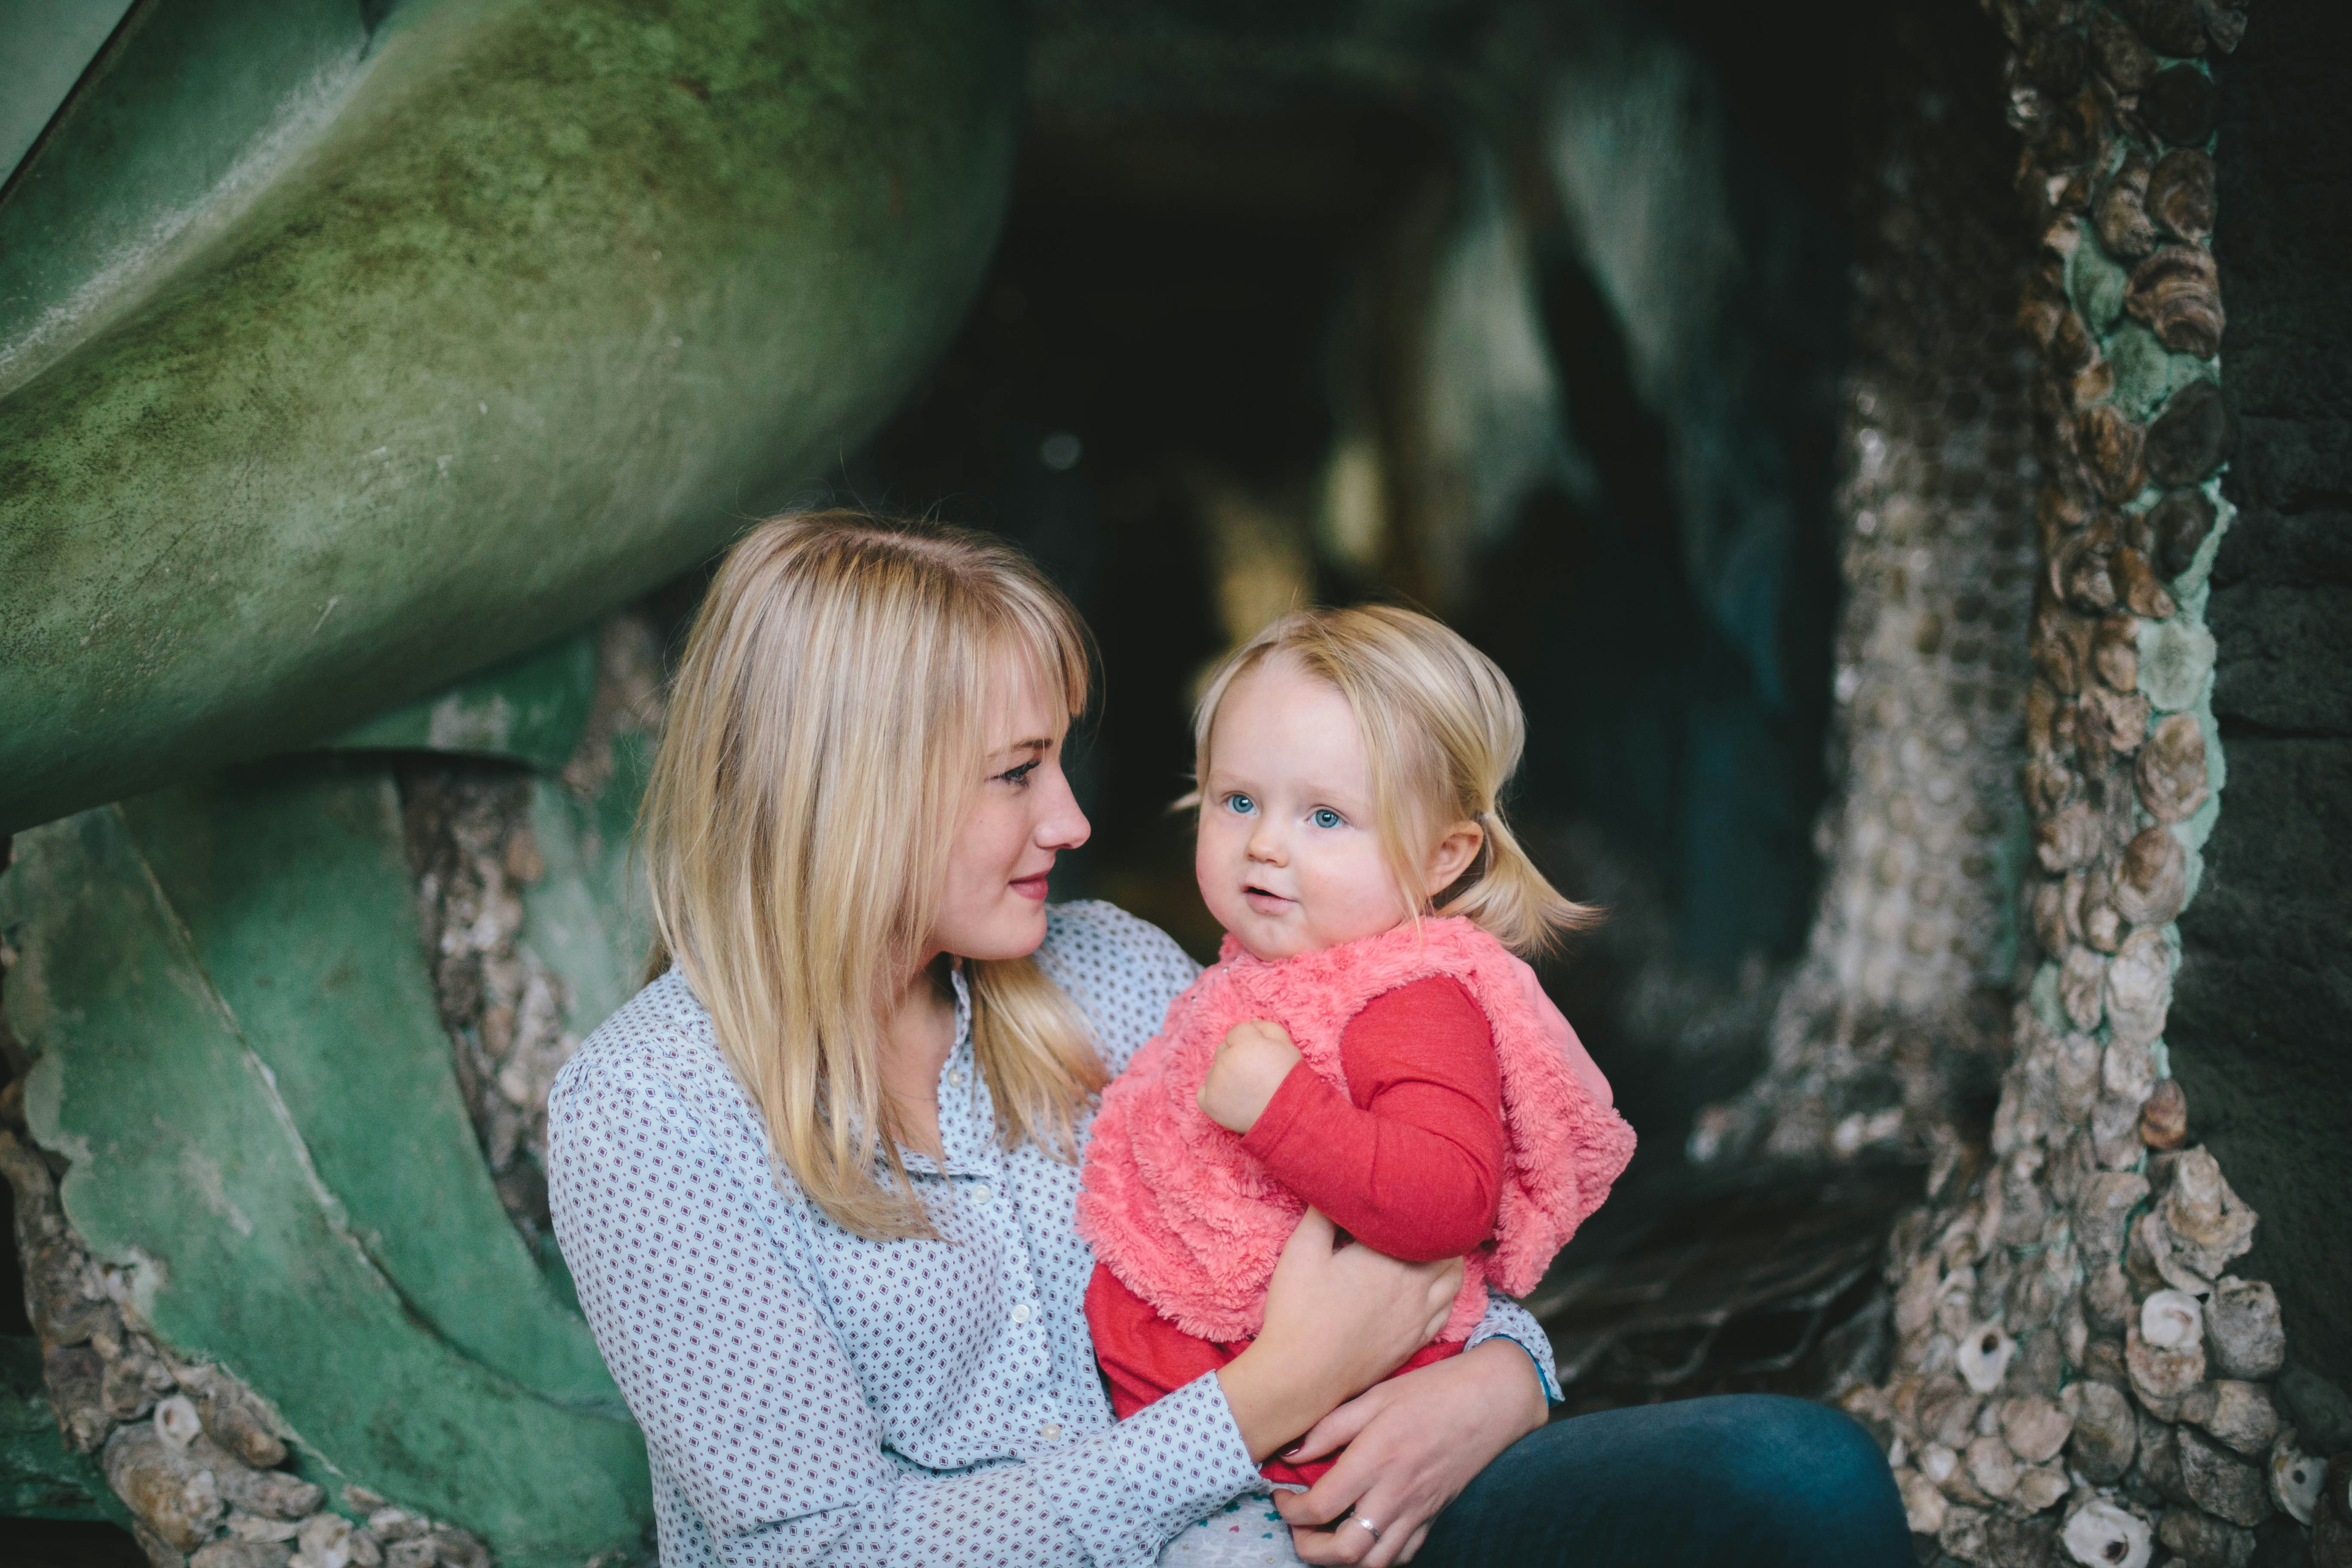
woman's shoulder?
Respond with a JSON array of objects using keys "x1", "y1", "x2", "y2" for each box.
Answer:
[
  {"x1": 549, "y1": 969, "x2": 755, "y2": 1140},
  {"x1": 1035, "y1": 900, "x2": 1202, "y2": 1073}
]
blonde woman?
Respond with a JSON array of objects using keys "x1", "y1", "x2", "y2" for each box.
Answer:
[{"x1": 547, "y1": 512, "x2": 1908, "y2": 1568}]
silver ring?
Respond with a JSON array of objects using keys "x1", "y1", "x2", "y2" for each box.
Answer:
[{"x1": 1355, "y1": 1517, "x2": 1382, "y2": 1541}]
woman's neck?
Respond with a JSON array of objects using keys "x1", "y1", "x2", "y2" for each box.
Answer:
[{"x1": 881, "y1": 955, "x2": 959, "y2": 1159}]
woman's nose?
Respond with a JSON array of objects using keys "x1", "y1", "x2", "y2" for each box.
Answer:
[{"x1": 1037, "y1": 772, "x2": 1090, "y2": 852}]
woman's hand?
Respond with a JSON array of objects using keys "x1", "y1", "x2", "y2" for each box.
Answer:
[
  {"x1": 1273, "y1": 1338, "x2": 1548, "y2": 1565},
  {"x1": 1216, "y1": 1210, "x2": 1461, "y2": 1461},
  {"x1": 1197, "y1": 1020, "x2": 1302, "y2": 1133}
]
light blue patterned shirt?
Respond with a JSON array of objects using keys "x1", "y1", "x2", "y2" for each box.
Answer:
[{"x1": 548, "y1": 901, "x2": 1559, "y2": 1568}]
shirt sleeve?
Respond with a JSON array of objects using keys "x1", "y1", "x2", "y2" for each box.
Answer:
[
  {"x1": 547, "y1": 1045, "x2": 1261, "y2": 1568},
  {"x1": 1464, "y1": 1295, "x2": 1564, "y2": 1404},
  {"x1": 1237, "y1": 977, "x2": 1504, "y2": 1261}
]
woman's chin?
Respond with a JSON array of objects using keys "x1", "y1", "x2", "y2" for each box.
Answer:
[{"x1": 944, "y1": 902, "x2": 1050, "y2": 964}]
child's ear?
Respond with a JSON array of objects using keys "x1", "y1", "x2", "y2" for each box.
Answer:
[{"x1": 1423, "y1": 819, "x2": 1485, "y2": 898}]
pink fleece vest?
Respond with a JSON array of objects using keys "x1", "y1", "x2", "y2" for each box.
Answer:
[{"x1": 1075, "y1": 918, "x2": 1637, "y2": 1344}]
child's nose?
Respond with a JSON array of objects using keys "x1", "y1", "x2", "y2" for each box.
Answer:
[{"x1": 1245, "y1": 821, "x2": 1285, "y2": 864}]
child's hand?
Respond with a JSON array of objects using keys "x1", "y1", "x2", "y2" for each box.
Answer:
[{"x1": 1198, "y1": 1020, "x2": 1302, "y2": 1134}]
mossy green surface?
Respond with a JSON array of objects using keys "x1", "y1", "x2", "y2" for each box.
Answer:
[
  {"x1": 0, "y1": 0, "x2": 1018, "y2": 833},
  {"x1": 0, "y1": 1338, "x2": 123, "y2": 1523}
]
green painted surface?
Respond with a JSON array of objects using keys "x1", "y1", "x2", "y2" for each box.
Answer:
[
  {"x1": 523, "y1": 731, "x2": 658, "y2": 1038},
  {"x1": 0, "y1": 1337, "x2": 124, "y2": 1523},
  {"x1": 0, "y1": 0, "x2": 1019, "y2": 833},
  {"x1": 112, "y1": 760, "x2": 619, "y2": 1407},
  {"x1": 328, "y1": 627, "x2": 598, "y2": 769},
  {"x1": 0, "y1": 803, "x2": 651, "y2": 1565}
]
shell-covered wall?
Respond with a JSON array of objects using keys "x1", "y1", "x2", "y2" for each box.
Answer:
[{"x1": 1834, "y1": 2, "x2": 2352, "y2": 1565}]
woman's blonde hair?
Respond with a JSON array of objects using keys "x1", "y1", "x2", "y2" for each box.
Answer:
[
  {"x1": 1188, "y1": 604, "x2": 1597, "y2": 956},
  {"x1": 639, "y1": 511, "x2": 1106, "y2": 1239}
]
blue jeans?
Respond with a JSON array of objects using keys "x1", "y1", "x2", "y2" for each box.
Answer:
[{"x1": 1415, "y1": 1395, "x2": 1914, "y2": 1568}]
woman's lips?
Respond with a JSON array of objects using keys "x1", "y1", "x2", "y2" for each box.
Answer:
[{"x1": 1011, "y1": 873, "x2": 1052, "y2": 901}]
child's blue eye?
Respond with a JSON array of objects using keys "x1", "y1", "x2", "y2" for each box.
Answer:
[
  {"x1": 1225, "y1": 792, "x2": 1256, "y2": 815},
  {"x1": 1311, "y1": 808, "x2": 1344, "y2": 830}
]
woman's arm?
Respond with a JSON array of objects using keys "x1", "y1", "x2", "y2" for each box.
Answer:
[{"x1": 548, "y1": 1037, "x2": 1461, "y2": 1568}]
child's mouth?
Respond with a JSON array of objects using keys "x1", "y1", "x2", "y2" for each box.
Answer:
[{"x1": 1242, "y1": 885, "x2": 1292, "y2": 913}]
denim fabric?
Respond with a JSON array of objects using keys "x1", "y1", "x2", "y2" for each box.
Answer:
[{"x1": 1415, "y1": 1394, "x2": 1913, "y2": 1568}]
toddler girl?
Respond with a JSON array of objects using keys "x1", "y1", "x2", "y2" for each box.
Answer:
[{"x1": 1076, "y1": 605, "x2": 1638, "y2": 1538}]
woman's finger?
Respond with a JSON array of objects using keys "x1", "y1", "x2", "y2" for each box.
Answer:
[
  {"x1": 1274, "y1": 1446, "x2": 1372, "y2": 1528},
  {"x1": 1389, "y1": 1522, "x2": 1431, "y2": 1566},
  {"x1": 1286, "y1": 1384, "x2": 1388, "y2": 1464},
  {"x1": 1287, "y1": 1513, "x2": 1379, "y2": 1566}
]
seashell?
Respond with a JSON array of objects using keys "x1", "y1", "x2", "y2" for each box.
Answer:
[
  {"x1": 1960, "y1": 1322, "x2": 2018, "y2": 1394},
  {"x1": 429, "y1": 1525, "x2": 493, "y2": 1568},
  {"x1": 2114, "y1": 827, "x2": 2188, "y2": 927},
  {"x1": 2077, "y1": 1170, "x2": 2152, "y2": 1260},
  {"x1": 2156, "y1": 1505, "x2": 2255, "y2": 1565},
  {"x1": 226, "y1": 1514, "x2": 303, "y2": 1543},
  {"x1": 2183, "y1": 1381, "x2": 2281, "y2": 1459},
  {"x1": 189, "y1": 1374, "x2": 288, "y2": 1472},
  {"x1": 2091, "y1": 7, "x2": 2160, "y2": 92},
  {"x1": 2164, "y1": 1148, "x2": 2259, "y2": 1274},
  {"x1": 1925, "y1": 1377, "x2": 1983, "y2": 1450},
  {"x1": 154, "y1": 1393, "x2": 203, "y2": 1449},
  {"x1": 2024, "y1": 26, "x2": 2091, "y2": 95},
  {"x1": 102, "y1": 1424, "x2": 228, "y2": 1552},
  {"x1": 2073, "y1": 353, "x2": 2118, "y2": 410},
  {"x1": 2178, "y1": 1425, "x2": 2275, "y2": 1528},
  {"x1": 2061, "y1": 944, "x2": 2110, "y2": 1030},
  {"x1": 2128, "y1": 246, "x2": 2225, "y2": 359},
  {"x1": 1896, "y1": 1465, "x2": 1948, "y2": 1535},
  {"x1": 2114, "y1": 547, "x2": 2177, "y2": 619},
  {"x1": 2147, "y1": 149, "x2": 2217, "y2": 245},
  {"x1": 2138, "y1": 713, "x2": 2210, "y2": 821},
  {"x1": 2205, "y1": 1277, "x2": 2285, "y2": 1380},
  {"x1": 2082, "y1": 683, "x2": 2153, "y2": 753},
  {"x1": 2034, "y1": 876, "x2": 2074, "y2": 956},
  {"x1": 2095, "y1": 614, "x2": 2140, "y2": 690},
  {"x1": 2093, "y1": 1092, "x2": 2147, "y2": 1170},
  {"x1": 368, "y1": 1509, "x2": 430, "y2": 1544},
  {"x1": 2147, "y1": 379, "x2": 2232, "y2": 487},
  {"x1": 2141, "y1": 1078, "x2": 2190, "y2": 1149},
  {"x1": 102, "y1": 1352, "x2": 162, "y2": 1422},
  {"x1": 2146, "y1": 1289, "x2": 2204, "y2": 1351},
  {"x1": 2193, "y1": 0, "x2": 2248, "y2": 55},
  {"x1": 2054, "y1": 530, "x2": 2120, "y2": 612},
  {"x1": 2082, "y1": 861, "x2": 2125, "y2": 953},
  {"x1": 2134, "y1": 1207, "x2": 2215, "y2": 1296},
  {"x1": 2062, "y1": 1498, "x2": 2153, "y2": 1568},
  {"x1": 2082, "y1": 404, "x2": 2150, "y2": 502},
  {"x1": 2105, "y1": 928, "x2": 2172, "y2": 1042},
  {"x1": 1967, "y1": 1432, "x2": 2021, "y2": 1500},
  {"x1": 2129, "y1": 1323, "x2": 2207, "y2": 1406},
  {"x1": 296, "y1": 1510, "x2": 355, "y2": 1568},
  {"x1": 2067, "y1": 1380, "x2": 2141, "y2": 1482},
  {"x1": 348, "y1": 1527, "x2": 385, "y2": 1568},
  {"x1": 2058, "y1": 1034, "x2": 2107, "y2": 1126},
  {"x1": 2272, "y1": 1436, "x2": 2324, "y2": 1526},
  {"x1": 2015, "y1": 1460, "x2": 2070, "y2": 1514},
  {"x1": 2040, "y1": 801, "x2": 2104, "y2": 873},
  {"x1": 2140, "y1": 1412, "x2": 2189, "y2": 1499},
  {"x1": 2150, "y1": 488, "x2": 2217, "y2": 579},
  {"x1": 230, "y1": 1465, "x2": 323, "y2": 1522},
  {"x1": 191, "y1": 1541, "x2": 294, "y2": 1568},
  {"x1": 2141, "y1": 64, "x2": 2218, "y2": 149},
  {"x1": 385, "y1": 1542, "x2": 436, "y2": 1568},
  {"x1": 2093, "y1": 150, "x2": 2161, "y2": 262},
  {"x1": 2001, "y1": 1395, "x2": 2075, "y2": 1466}
]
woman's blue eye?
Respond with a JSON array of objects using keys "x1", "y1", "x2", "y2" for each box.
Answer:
[
  {"x1": 1225, "y1": 793, "x2": 1256, "y2": 815},
  {"x1": 997, "y1": 760, "x2": 1039, "y2": 787},
  {"x1": 1311, "y1": 808, "x2": 1344, "y2": 830}
]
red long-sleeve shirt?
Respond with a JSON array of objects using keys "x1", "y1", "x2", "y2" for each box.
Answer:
[{"x1": 1085, "y1": 975, "x2": 1504, "y2": 1487}]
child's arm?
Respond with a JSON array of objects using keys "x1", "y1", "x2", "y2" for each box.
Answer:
[{"x1": 1207, "y1": 977, "x2": 1504, "y2": 1261}]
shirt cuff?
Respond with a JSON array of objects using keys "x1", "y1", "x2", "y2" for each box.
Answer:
[
  {"x1": 1027, "y1": 1372, "x2": 1262, "y2": 1568},
  {"x1": 1465, "y1": 1296, "x2": 1562, "y2": 1404}
]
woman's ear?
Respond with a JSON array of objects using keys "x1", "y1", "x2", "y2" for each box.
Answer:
[{"x1": 1423, "y1": 819, "x2": 1485, "y2": 898}]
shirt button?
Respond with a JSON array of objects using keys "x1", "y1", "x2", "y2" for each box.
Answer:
[
  {"x1": 1040, "y1": 1422, "x2": 1063, "y2": 1441},
  {"x1": 971, "y1": 1184, "x2": 993, "y2": 1203},
  {"x1": 947, "y1": 1069, "x2": 967, "y2": 1088},
  {"x1": 1010, "y1": 1302, "x2": 1032, "y2": 1324}
]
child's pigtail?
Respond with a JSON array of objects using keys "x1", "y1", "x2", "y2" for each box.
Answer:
[{"x1": 1438, "y1": 805, "x2": 1600, "y2": 957}]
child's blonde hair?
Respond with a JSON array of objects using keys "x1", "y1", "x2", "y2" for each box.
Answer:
[
  {"x1": 1188, "y1": 604, "x2": 1597, "y2": 956},
  {"x1": 639, "y1": 511, "x2": 1106, "y2": 1240}
]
